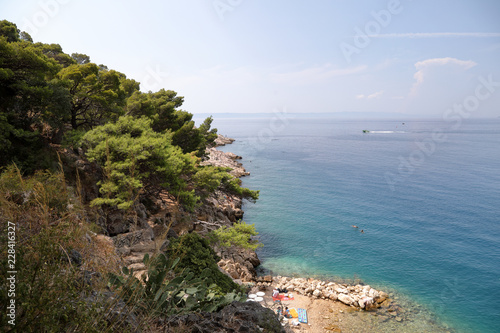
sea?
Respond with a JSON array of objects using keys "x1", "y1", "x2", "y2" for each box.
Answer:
[{"x1": 196, "y1": 114, "x2": 500, "y2": 333}]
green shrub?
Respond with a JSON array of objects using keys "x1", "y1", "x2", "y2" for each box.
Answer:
[
  {"x1": 208, "y1": 221, "x2": 263, "y2": 251},
  {"x1": 82, "y1": 115, "x2": 196, "y2": 210},
  {"x1": 165, "y1": 233, "x2": 243, "y2": 294},
  {"x1": 61, "y1": 129, "x2": 86, "y2": 148},
  {"x1": 108, "y1": 252, "x2": 245, "y2": 317},
  {"x1": 225, "y1": 177, "x2": 259, "y2": 202},
  {"x1": 194, "y1": 165, "x2": 259, "y2": 202}
]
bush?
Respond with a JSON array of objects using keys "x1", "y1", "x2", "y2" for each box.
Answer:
[
  {"x1": 194, "y1": 165, "x2": 259, "y2": 202},
  {"x1": 82, "y1": 116, "x2": 196, "y2": 210},
  {"x1": 165, "y1": 233, "x2": 243, "y2": 294},
  {"x1": 108, "y1": 253, "x2": 245, "y2": 318},
  {"x1": 208, "y1": 221, "x2": 263, "y2": 251}
]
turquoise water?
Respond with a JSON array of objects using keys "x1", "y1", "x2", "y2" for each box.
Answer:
[{"x1": 203, "y1": 116, "x2": 500, "y2": 333}]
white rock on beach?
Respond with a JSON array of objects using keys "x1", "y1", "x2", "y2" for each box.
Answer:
[
  {"x1": 338, "y1": 293, "x2": 355, "y2": 306},
  {"x1": 333, "y1": 285, "x2": 348, "y2": 294},
  {"x1": 267, "y1": 276, "x2": 387, "y2": 310},
  {"x1": 358, "y1": 297, "x2": 374, "y2": 309},
  {"x1": 329, "y1": 292, "x2": 338, "y2": 301},
  {"x1": 369, "y1": 288, "x2": 380, "y2": 298}
]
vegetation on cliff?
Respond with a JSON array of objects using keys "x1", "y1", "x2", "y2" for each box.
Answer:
[
  {"x1": 0, "y1": 19, "x2": 258, "y2": 208},
  {"x1": 108, "y1": 249, "x2": 245, "y2": 317},
  {"x1": 0, "y1": 166, "x2": 119, "y2": 332},
  {"x1": 165, "y1": 232, "x2": 243, "y2": 294},
  {"x1": 209, "y1": 221, "x2": 263, "y2": 251},
  {"x1": 0, "y1": 19, "x2": 263, "y2": 332}
]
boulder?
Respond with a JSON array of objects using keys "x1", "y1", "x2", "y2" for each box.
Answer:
[
  {"x1": 358, "y1": 297, "x2": 374, "y2": 309},
  {"x1": 333, "y1": 285, "x2": 348, "y2": 294},
  {"x1": 113, "y1": 229, "x2": 154, "y2": 249},
  {"x1": 165, "y1": 301, "x2": 285, "y2": 333},
  {"x1": 338, "y1": 293, "x2": 355, "y2": 306},
  {"x1": 234, "y1": 208, "x2": 244, "y2": 220},
  {"x1": 106, "y1": 209, "x2": 129, "y2": 235},
  {"x1": 376, "y1": 291, "x2": 389, "y2": 304},
  {"x1": 328, "y1": 292, "x2": 338, "y2": 301},
  {"x1": 369, "y1": 288, "x2": 380, "y2": 298}
]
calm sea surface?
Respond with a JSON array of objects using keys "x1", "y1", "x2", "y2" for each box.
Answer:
[{"x1": 199, "y1": 116, "x2": 500, "y2": 333}]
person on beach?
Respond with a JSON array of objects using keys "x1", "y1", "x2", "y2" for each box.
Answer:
[{"x1": 285, "y1": 307, "x2": 292, "y2": 318}]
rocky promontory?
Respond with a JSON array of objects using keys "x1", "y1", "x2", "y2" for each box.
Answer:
[{"x1": 201, "y1": 134, "x2": 250, "y2": 178}]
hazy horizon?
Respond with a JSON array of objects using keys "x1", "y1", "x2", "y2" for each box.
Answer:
[{"x1": 2, "y1": 0, "x2": 499, "y2": 118}]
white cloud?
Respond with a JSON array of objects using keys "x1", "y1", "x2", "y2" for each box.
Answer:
[
  {"x1": 367, "y1": 90, "x2": 384, "y2": 99},
  {"x1": 414, "y1": 57, "x2": 477, "y2": 70},
  {"x1": 357, "y1": 90, "x2": 384, "y2": 99},
  {"x1": 411, "y1": 57, "x2": 477, "y2": 95},
  {"x1": 369, "y1": 32, "x2": 500, "y2": 38},
  {"x1": 404, "y1": 57, "x2": 483, "y2": 115}
]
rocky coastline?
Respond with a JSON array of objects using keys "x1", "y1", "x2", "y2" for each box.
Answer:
[
  {"x1": 63, "y1": 134, "x2": 447, "y2": 332},
  {"x1": 200, "y1": 135, "x2": 250, "y2": 178},
  {"x1": 36, "y1": 134, "x2": 452, "y2": 333},
  {"x1": 206, "y1": 136, "x2": 441, "y2": 332},
  {"x1": 205, "y1": 136, "x2": 390, "y2": 308}
]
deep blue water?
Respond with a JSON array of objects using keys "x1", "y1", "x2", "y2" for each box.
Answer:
[{"x1": 199, "y1": 116, "x2": 500, "y2": 333}]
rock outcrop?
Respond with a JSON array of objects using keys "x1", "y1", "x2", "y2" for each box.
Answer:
[
  {"x1": 55, "y1": 136, "x2": 282, "y2": 331},
  {"x1": 213, "y1": 134, "x2": 235, "y2": 146},
  {"x1": 72, "y1": 134, "x2": 258, "y2": 283},
  {"x1": 201, "y1": 134, "x2": 249, "y2": 178},
  {"x1": 217, "y1": 247, "x2": 261, "y2": 282},
  {"x1": 195, "y1": 190, "x2": 244, "y2": 227},
  {"x1": 201, "y1": 147, "x2": 249, "y2": 178},
  {"x1": 256, "y1": 276, "x2": 390, "y2": 310},
  {"x1": 195, "y1": 136, "x2": 261, "y2": 282},
  {"x1": 164, "y1": 301, "x2": 285, "y2": 333}
]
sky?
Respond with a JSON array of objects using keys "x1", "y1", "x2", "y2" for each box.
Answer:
[{"x1": 2, "y1": 0, "x2": 500, "y2": 118}]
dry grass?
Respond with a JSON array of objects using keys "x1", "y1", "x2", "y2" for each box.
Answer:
[{"x1": 0, "y1": 164, "x2": 131, "y2": 332}]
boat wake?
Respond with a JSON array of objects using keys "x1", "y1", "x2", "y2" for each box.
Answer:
[{"x1": 368, "y1": 130, "x2": 406, "y2": 134}]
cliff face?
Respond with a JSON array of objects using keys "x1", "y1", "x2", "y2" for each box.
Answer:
[
  {"x1": 54, "y1": 135, "x2": 271, "y2": 330},
  {"x1": 196, "y1": 134, "x2": 260, "y2": 282},
  {"x1": 67, "y1": 134, "x2": 260, "y2": 281}
]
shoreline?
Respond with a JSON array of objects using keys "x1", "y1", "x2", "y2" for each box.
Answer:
[
  {"x1": 215, "y1": 134, "x2": 455, "y2": 333},
  {"x1": 249, "y1": 275, "x2": 454, "y2": 333}
]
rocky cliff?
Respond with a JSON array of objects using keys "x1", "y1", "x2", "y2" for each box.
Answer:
[
  {"x1": 61, "y1": 134, "x2": 259, "y2": 282},
  {"x1": 197, "y1": 134, "x2": 260, "y2": 282}
]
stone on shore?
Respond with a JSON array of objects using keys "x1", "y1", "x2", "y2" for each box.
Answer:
[
  {"x1": 265, "y1": 275, "x2": 390, "y2": 311},
  {"x1": 338, "y1": 293, "x2": 355, "y2": 306},
  {"x1": 214, "y1": 134, "x2": 235, "y2": 147}
]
